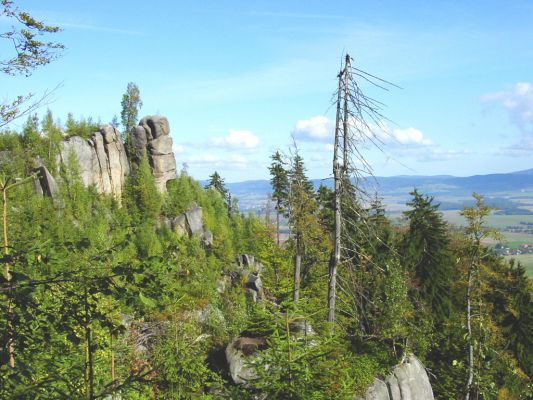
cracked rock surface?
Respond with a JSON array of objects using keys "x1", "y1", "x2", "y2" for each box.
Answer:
[{"x1": 59, "y1": 125, "x2": 130, "y2": 199}]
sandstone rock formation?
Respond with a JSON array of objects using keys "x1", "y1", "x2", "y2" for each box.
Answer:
[
  {"x1": 132, "y1": 115, "x2": 176, "y2": 192},
  {"x1": 32, "y1": 158, "x2": 58, "y2": 199},
  {"x1": 58, "y1": 125, "x2": 130, "y2": 199},
  {"x1": 234, "y1": 254, "x2": 265, "y2": 302},
  {"x1": 162, "y1": 203, "x2": 214, "y2": 246},
  {"x1": 355, "y1": 356, "x2": 434, "y2": 400}
]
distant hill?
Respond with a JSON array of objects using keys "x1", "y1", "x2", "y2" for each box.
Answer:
[{"x1": 217, "y1": 169, "x2": 533, "y2": 213}]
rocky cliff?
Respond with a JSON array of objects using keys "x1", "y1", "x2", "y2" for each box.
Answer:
[
  {"x1": 131, "y1": 115, "x2": 177, "y2": 192},
  {"x1": 58, "y1": 125, "x2": 130, "y2": 199},
  {"x1": 52, "y1": 115, "x2": 178, "y2": 198}
]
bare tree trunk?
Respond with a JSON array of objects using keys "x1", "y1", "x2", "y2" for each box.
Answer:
[
  {"x1": 342, "y1": 55, "x2": 351, "y2": 175},
  {"x1": 2, "y1": 186, "x2": 15, "y2": 369},
  {"x1": 276, "y1": 199, "x2": 281, "y2": 246},
  {"x1": 110, "y1": 330, "x2": 116, "y2": 382},
  {"x1": 265, "y1": 193, "x2": 271, "y2": 225},
  {"x1": 285, "y1": 310, "x2": 293, "y2": 397},
  {"x1": 327, "y1": 61, "x2": 345, "y2": 327},
  {"x1": 293, "y1": 235, "x2": 301, "y2": 303},
  {"x1": 465, "y1": 253, "x2": 475, "y2": 400},
  {"x1": 85, "y1": 288, "x2": 94, "y2": 400}
]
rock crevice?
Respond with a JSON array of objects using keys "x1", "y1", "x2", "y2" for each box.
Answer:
[
  {"x1": 131, "y1": 115, "x2": 177, "y2": 192},
  {"x1": 58, "y1": 125, "x2": 130, "y2": 199}
]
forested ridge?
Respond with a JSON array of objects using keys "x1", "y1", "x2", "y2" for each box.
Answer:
[
  {"x1": 1, "y1": 2, "x2": 531, "y2": 398},
  {"x1": 0, "y1": 116, "x2": 531, "y2": 399}
]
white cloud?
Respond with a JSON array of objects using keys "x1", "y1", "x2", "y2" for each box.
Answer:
[
  {"x1": 390, "y1": 127, "x2": 433, "y2": 146},
  {"x1": 292, "y1": 116, "x2": 334, "y2": 142},
  {"x1": 375, "y1": 124, "x2": 433, "y2": 147},
  {"x1": 210, "y1": 129, "x2": 260, "y2": 149},
  {"x1": 292, "y1": 116, "x2": 433, "y2": 148},
  {"x1": 482, "y1": 83, "x2": 533, "y2": 131},
  {"x1": 483, "y1": 82, "x2": 533, "y2": 153}
]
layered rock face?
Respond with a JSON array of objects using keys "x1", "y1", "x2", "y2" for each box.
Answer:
[
  {"x1": 59, "y1": 125, "x2": 130, "y2": 199},
  {"x1": 161, "y1": 203, "x2": 213, "y2": 246},
  {"x1": 132, "y1": 115, "x2": 177, "y2": 192},
  {"x1": 355, "y1": 356, "x2": 434, "y2": 400}
]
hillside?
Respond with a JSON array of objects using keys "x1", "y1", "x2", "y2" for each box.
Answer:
[{"x1": 224, "y1": 169, "x2": 533, "y2": 213}]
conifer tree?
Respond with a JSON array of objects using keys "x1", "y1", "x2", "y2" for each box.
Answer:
[
  {"x1": 120, "y1": 82, "x2": 142, "y2": 143},
  {"x1": 287, "y1": 151, "x2": 320, "y2": 303},
  {"x1": 401, "y1": 189, "x2": 453, "y2": 320},
  {"x1": 269, "y1": 151, "x2": 289, "y2": 246},
  {"x1": 205, "y1": 171, "x2": 231, "y2": 213}
]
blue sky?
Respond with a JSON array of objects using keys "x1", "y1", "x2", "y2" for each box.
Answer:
[{"x1": 2, "y1": 0, "x2": 533, "y2": 181}]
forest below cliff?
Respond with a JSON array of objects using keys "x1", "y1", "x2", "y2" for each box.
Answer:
[{"x1": 0, "y1": 112, "x2": 531, "y2": 399}]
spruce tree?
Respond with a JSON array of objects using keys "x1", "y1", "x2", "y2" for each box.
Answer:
[
  {"x1": 205, "y1": 171, "x2": 231, "y2": 214},
  {"x1": 269, "y1": 151, "x2": 289, "y2": 246},
  {"x1": 287, "y1": 152, "x2": 321, "y2": 303},
  {"x1": 401, "y1": 189, "x2": 453, "y2": 320}
]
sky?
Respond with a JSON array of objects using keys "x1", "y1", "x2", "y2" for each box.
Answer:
[{"x1": 2, "y1": 0, "x2": 533, "y2": 182}]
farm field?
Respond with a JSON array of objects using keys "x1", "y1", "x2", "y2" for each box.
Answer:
[
  {"x1": 503, "y1": 254, "x2": 533, "y2": 277},
  {"x1": 441, "y1": 211, "x2": 533, "y2": 275}
]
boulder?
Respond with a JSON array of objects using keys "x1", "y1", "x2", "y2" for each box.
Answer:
[
  {"x1": 163, "y1": 203, "x2": 213, "y2": 246},
  {"x1": 201, "y1": 230, "x2": 213, "y2": 246},
  {"x1": 132, "y1": 115, "x2": 176, "y2": 192},
  {"x1": 233, "y1": 254, "x2": 265, "y2": 302},
  {"x1": 355, "y1": 356, "x2": 434, "y2": 400},
  {"x1": 225, "y1": 336, "x2": 266, "y2": 386},
  {"x1": 32, "y1": 159, "x2": 58, "y2": 199},
  {"x1": 245, "y1": 272, "x2": 264, "y2": 302},
  {"x1": 184, "y1": 203, "x2": 204, "y2": 236},
  {"x1": 172, "y1": 214, "x2": 188, "y2": 236},
  {"x1": 58, "y1": 125, "x2": 130, "y2": 199}
]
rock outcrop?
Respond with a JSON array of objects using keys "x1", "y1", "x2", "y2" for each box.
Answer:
[
  {"x1": 162, "y1": 203, "x2": 214, "y2": 246},
  {"x1": 355, "y1": 356, "x2": 434, "y2": 400},
  {"x1": 59, "y1": 125, "x2": 130, "y2": 199},
  {"x1": 234, "y1": 254, "x2": 265, "y2": 302},
  {"x1": 131, "y1": 115, "x2": 177, "y2": 192},
  {"x1": 32, "y1": 158, "x2": 58, "y2": 199},
  {"x1": 225, "y1": 336, "x2": 267, "y2": 386}
]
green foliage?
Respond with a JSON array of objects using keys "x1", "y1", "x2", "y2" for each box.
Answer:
[
  {"x1": 400, "y1": 189, "x2": 454, "y2": 320},
  {"x1": 1, "y1": 0, "x2": 64, "y2": 77},
  {"x1": 124, "y1": 154, "x2": 162, "y2": 224},
  {"x1": 64, "y1": 113, "x2": 100, "y2": 139},
  {"x1": 249, "y1": 305, "x2": 378, "y2": 400},
  {"x1": 1, "y1": 120, "x2": 531, "y2": 399},
  {"x1": 120, "y1": 82, "x2": 142, "y2": 142}
]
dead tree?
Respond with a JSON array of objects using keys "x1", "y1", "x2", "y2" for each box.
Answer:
[{"x1": 327, "y1": 54, "x2": 396, "y2": 330}]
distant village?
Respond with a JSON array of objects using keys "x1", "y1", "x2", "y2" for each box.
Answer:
[
  {"x1": 492, "y1": 222, "x2": 533, "y2": 256},
  {"x1": 493, "y1": 243, "x2": 533, "y2": 256}
]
